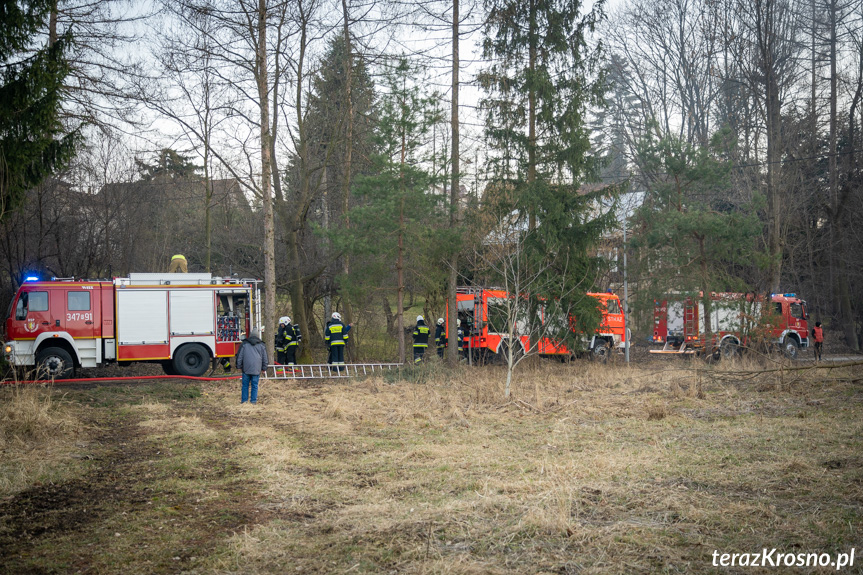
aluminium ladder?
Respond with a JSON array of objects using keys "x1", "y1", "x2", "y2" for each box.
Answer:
[{"x1": 265, "y1": 363, "x2": 403, "y2": 380}]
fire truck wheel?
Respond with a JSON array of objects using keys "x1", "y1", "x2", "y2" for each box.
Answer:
[
  {"x1": 173, "y1": 344, "x2": 210, "y2": 377},
  {"x1": 35, "y1": 347, "x2": 75, "y2": 379},
  {"x1": 720, "y1": 339, "x2": 740, "y2": 359},
  {"x1": 590, "y1": 341, "x2": 610, "y2": 363},
  {"x1": 783, "y1": 338, "x2": 800, "y2": 360}
]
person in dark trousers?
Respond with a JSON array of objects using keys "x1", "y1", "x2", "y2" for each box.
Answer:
[
  {"x1": 812, "y1": 321, "x2": 824, "y2": 362},
  {"x1": 275, "y1": 317, "x2": 289, "y2": 365},
  {"x1": 325, "y1": 312, "x2": 352, "y2": 370},
  {"x1": 456, "y1": 319, "x2": 466, "y2": 361},
  {"x1": 236, "y1": 328, "x2": 268, "y2": 404},
  {"x1": 435, "y1": 318, "x2": 447, "y2": 358},
  {"x1": 282, "y1": 316, "x2": 298, "y2": 366},
  {"x1": 412, "y1": 315, "x2": 430, "y2": 363}
]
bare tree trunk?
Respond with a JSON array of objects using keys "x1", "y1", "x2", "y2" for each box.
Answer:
[
  {"x1": 447, "y1": 0, "x2": 460, "y2": 367},
  {"x1": 397, "y1": 196, "x2": 406, "y2": 364},
  {"x1": 827, "y1": 0, "x2": 859, "y2": 349},
  {"x1": 527, "y1": 0, "x2": 537, "y2": 232},
  {"x1": 341, "y1": 0, "x2": 356, "y2": 361},
  {"x1": 256, "y1": 0, "x2": 276, "y2": 359}
]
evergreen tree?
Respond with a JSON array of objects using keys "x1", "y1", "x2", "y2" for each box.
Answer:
[
  {"x1": 334, "y1": 58, "x2": 447, "y2": 363},
  {"x1": 0, "y1": 0, "x2": 78, "y2": 219},
  {"x1": 478, "y1": 0, "x2": 614, "y2": 345},
  {"x1": 135, "y1": 148, "x2": 200, "y2": 182},
  {"x1": 631, "y1": 128, "x2": 763, "y2": 347}
]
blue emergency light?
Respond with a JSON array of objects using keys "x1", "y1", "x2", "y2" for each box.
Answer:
[{"x1": 24, "y1": 276, "x2": 39, "y2": 282}]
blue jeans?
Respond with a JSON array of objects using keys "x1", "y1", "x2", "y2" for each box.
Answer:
[{"x1": 241, "y1": 373, "x2": 259, "y2": 403}]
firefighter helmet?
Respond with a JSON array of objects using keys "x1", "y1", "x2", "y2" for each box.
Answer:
[
  {"x1": 279, "y1": 316, "x2": 289, "y2": 325},
  {"x1": 416, "y1": 315, "x2": 424, "y2": 322},
  {"x1": 437, "y1": 318, "x2": 444, "y2": 325},
  {"x1": 457, "y1": 319, "x2": 461, "y2": 327},
  {"x1": 332, "y1": 312, "x2": 341, "y2": 321}
]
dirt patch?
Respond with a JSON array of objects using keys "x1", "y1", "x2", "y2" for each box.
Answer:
[{"x1": 0, "y1": 399, "x2": 281, "y2": 574}]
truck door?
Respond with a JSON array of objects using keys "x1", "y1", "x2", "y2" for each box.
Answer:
[
  {"x1": 64, "y1": 288, "x2": 98, "y2": 340},
  {"x1": 9, "y1": 288, "x2": 52, "y2": 338}
]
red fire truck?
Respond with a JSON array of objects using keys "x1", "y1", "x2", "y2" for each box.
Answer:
[
  {"x1": 4, "y1": 273, "x2": 261, "y2": 379},
  {"x1": 447, "y1": 287, "x2": 627, "y2": 362},
  {"x1": 650, "y1": 292, "x2": 809, "y2": 359}
]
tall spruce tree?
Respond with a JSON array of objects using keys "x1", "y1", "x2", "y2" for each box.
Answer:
[
  {"x1": 333, "y1": 58, "x2": 446, "y2": 364},
  {"x1": 478, "y1": 0, "x2": 614, "y2": 345},
  {"x1": 0, "y1": 0, "x2": 77, "y2": 220}
]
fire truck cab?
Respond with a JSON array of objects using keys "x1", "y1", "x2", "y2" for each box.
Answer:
[
  {"x1": 448, "y1": 287, "x2": 627, "y2": 362},
  {"x1": 4, "y1": 273, "x2": 261, "y2": 378}
]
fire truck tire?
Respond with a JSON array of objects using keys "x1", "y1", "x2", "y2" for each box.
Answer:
[
  {"x1": 173, "y1": 344, "x2": 210, "y2": 377},
  {"x1": 590, "y1": 340, "x2": 610, "y2": 363},
  {"x1": 783, "y1": 338, "x2": 800, "y2": 360},
  {"x1": 35, "y1": 347, "x2": 75, "y2": 379},
  {"x1": 720, "y1": 339, "x2": 740, "y2": 359}
]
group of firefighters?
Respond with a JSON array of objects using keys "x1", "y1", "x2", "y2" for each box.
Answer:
[
  {"x1": 272, "y1": 313, "x2": 467, "y2": 366},
  {"x1": 167, "y1": 256, "x2": 466, "y2": 367}
]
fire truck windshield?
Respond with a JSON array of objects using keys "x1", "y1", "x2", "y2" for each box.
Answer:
[{"x1": 605, "y1": 298, "x2": 621, "y2": 314}]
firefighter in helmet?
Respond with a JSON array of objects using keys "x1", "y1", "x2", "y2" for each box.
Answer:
[
  {"x1": 435, "y1": 318, "x2": 447, "y2": 358},
  {"x1": 168, "y1": 254, "x2": 188, "y2": 273},
  {"x1": 275, "y1": 317, "x2": 289, "y2": 365},
  {"x1": 325, "y1": 312, "x2": 351, "y2": 370},
  {"x1": 412, "y1": 315, "x2": 430, "y2": 363},
  {"x1": 282, "y1": 316, "x2": 299, "y2": 366}
]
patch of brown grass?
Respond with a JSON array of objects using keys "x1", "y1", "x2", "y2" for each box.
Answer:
[{"x1": 0, "y1": 384, "x2": 84, "y2": 496}]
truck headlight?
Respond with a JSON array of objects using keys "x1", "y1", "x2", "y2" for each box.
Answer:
[{"x1": 4, "y1": 343, "x2": 13, "y2": 355}]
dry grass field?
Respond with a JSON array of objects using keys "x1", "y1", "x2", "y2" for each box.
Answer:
[{"x1": 1, "y1": 357, "x2": 862, "y2": 574}]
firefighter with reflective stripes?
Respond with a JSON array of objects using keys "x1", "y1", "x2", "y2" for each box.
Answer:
[
  {"x1": 457, "y1": 319, "x2": 466, "y2": 360},
  {"x1": 276, "y1": 316, "x2": 298, "y2": 366},
  {"x1": 168, "y1": 254, "x2": 188, "y2": 273},
  {"x1": 435, "y1": 318, "x2": 447, "y2": 358},
  {"x1": 325, "y1": 312, "x2": 351, "y2": 369},
  {"x1": 412, "y1": 315, "x2": 430, "y2": 363}
]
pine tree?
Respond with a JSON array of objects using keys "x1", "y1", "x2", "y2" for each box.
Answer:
[{"x1": 0, "y1": 0, "x2": 77, "y2": 219}]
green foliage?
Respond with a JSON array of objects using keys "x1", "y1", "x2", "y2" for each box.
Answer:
[
  {"x1": 333, "y1": 58, "x2": 450, "y2": 300},
  {"x1": 0, "y1": 0, "x2": 78, "y2": 219},
  {"x1": 304, "y1": 33, "x2": 377, "y2": 196},
  {"x1": 631, "y1": 127, "x2": 763, "y2": 300},
  {"x1": 477, "y1": 0, "x2": 613, "y2": 349},
  {"x1": 135, "y1": 148, "x2": 200, "y2": 181},
  {"x1": 479, "y1": 0, "x2": 605, "y2": 183}
]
